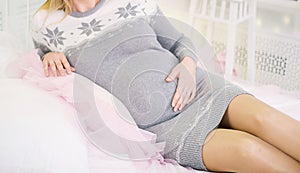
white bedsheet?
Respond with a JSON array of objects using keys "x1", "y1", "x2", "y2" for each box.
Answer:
[
  {"x1": 0, "y1": 32, "x2": 299, "y2": 172},
  {"x1": 0, "y1": 79, "x2": 90, "y2": 173},
  {"x1": 0, "y1": 78, "x2": 202, "y2": 173},
  {"x1": 1, "y1": 78, "x2": 299, "y2": 173},
  {"x1": 0, "y1": 38, "x2": 203, "y2": 172}
]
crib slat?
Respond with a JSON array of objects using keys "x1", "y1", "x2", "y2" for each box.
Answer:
[
  {"x1": 225, "y1": 1, "x2": 239, "y2": 78},
  {"x1": 239, "y1": 2, "x2": 243, "y2": 20},
  {"x1": 189, "y1": 0, "x2": 198, "y2": 15},
  {"x1": 247, "y1": 0, "x2": 257, "y2": 83},
  {"x1": 201, "y1": 0, "x2": 208, "y2": 16},
  {"x1": 244, "y1": 1, "x2": 248, "y2": 17},
  {"x1": 4, "y1": 0, "x2": 8, "y2": 31},
  {"x1": 210, "y1": 0, "x2": 217, "y2": 18},
  {"x1": 26, "y1": 0, "x2": 30, "y2": 48},
  {"x1": 220, "y1": 0, "x2": 226, "y2": 19},
  {"x1": 206, "y1": 0, "x2": 217, "y2": 41},
  {"x1": 188, "y1": 0, "x2": 198, "y2": 25}
]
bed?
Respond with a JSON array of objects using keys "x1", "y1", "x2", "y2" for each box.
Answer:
[
  {"x1": 0, "y1": 30, "x2": 299, "y2": 173},
  {"x1": 0, "y1": 31, "x2": 205, "y2": 173}
]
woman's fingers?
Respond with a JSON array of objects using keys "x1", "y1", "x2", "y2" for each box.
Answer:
[
  {"x1": 54, "y1": 59, "x2": 65, "y2": 76},
  {"x1": 167, "y1": 63, "x2": 197, "y2": 111},
  {"x1": 173, "y1": 82, "x2": 196, "y2": 111},
  {"x1": 174, "y1": 97, "x2": 182, "y2": 112},
  {"x1": 173, "y1": 86, "x2": 188, "y2": 112},
  {"x1": 42, "y1": 52, "x2": 74, "y2": 77},
  {"x1": 49, "y1": 60, "x2": 57, "y2": 77},
  {"x1": 42, "y1": 60, "x2": 49, "y2": 77},
  {"x1": 168, "y1": 66, "x2": 181, "y2": 111},
  {"x1": 179, "y1": 88, "x2": 191, "y2": 111},
  {"x1": 187, "y1": 89, "x2": 196, "y2": 104},
  {"x1": 61, "y1": 58, "x2": 72, "y2": 74},
  {"x1": 172, "y1": 88, "x2": 181, "y2": 109}
]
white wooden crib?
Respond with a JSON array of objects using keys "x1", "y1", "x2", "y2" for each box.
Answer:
[
  {"x1": 188, "y1": 0, "x2": 257, "y2": 82},
  {"x1": 0, "y1": 1, "x2": 299, "y2": 172}
]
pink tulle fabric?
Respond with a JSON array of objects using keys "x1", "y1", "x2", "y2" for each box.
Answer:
[{"x1": 6, "y1": 49, "x2": 166, "y2": 162}]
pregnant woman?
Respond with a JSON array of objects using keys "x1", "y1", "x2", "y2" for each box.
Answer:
[{"x1": 32, "y1": 0, "x2": 300, "y2": 172}]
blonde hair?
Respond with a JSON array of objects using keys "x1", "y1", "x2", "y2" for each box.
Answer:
[{"x1": 35, "y1": 0, "x2": 73, "y2": 28}]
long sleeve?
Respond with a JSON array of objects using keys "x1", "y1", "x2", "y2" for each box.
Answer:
[
  {"x1": 31, "y1": 10, "x2": 52, "y2": 61},
  {"x1": 32, "y1": 39, "x2": 51, "y2": 60},
  {"x1": 148, "y1": 8, "x2": 200, "y2": 64}
]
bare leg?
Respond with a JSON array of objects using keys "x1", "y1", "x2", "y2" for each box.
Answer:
[
  {"x1": 220, "y1": 94, "x2": 300, "y2": 161},
  {"x1": 202, "y1": 129, "x2": 300, "y2": 173}
]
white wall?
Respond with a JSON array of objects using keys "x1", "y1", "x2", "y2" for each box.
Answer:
[
  {"x1": 156, "y1": 0, "x2": 190, "y2": 22},
  {"x1": 157, "y1": 0, "x2": 190, "y2": 12}
]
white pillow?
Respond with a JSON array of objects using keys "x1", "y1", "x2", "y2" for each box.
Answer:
[{"x1": 0, "y1": 79, "x2": 90, "y2": 173}]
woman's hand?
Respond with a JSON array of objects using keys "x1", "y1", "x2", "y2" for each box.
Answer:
[
  {"x1": 166, "y1": 57, "x2": 197, "y2": 112},
  {"x1": 42, "y1": 52, "x2": 75, "y2": 77}
]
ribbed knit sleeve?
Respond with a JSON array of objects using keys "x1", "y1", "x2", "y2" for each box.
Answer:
[{"x1": 148, "y1": 7, "x2": 200, "y2": 64}]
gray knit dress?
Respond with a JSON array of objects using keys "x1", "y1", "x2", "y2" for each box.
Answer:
[{"x1": 32, "y1": 0, "x2": 251, "y2": 171}]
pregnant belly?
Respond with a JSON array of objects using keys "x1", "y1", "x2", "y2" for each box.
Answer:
[{"x1": 106, "y1": 50, "x2": 179, "y2": 128}]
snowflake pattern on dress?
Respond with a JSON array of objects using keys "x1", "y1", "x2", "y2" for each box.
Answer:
[
  {"x1": 77, "y1": 19, "x2": 105, "y2": 36},
  {"x1": 115, "y1": 3, "x2": 139, "y2": 19},
  {"x1": 33, "y1": 0, "x2": 158, "y2": 53},
  {"x1": 43, "y1": 27, "x2": 66, "y2": 48}
]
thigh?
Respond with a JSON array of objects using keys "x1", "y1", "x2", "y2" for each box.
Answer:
[
  {"x1": 202, "y1": 128, "x2": 300, "y2": 173},
  {"x1": 220, "y1": 94, "x2": 300, "y2": 161},
  {"x1": 220, "y1": 94, "x2": 298, "y2": 134}
]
